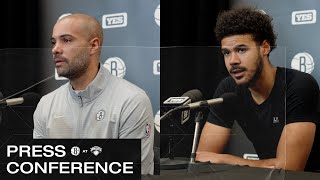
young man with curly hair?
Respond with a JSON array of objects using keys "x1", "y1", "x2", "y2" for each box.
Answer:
[{"x1": 196, "y1": 7, "x2": 320, "y2": 172}]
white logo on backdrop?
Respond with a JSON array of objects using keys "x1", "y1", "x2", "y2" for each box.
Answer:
[
  {"x1": 258, "y1": 9, "x2": 266, "y2": 15},
  {"x1": 292, "y1": 10, "x2": 316, "y2": 25},
  {"x1": 154, "y1": 110, "x2": 160, "y2": 133},
  {"x1": 102, "y1": 12, "x2": 127, "y2": 29},
  {"x1": 153, "y1": 60, "x2": 160, "y2": 75},
  {"x1": 103, "y1": 57, "x2": 126, "y2": 78},
  {"x1": 291, "y1": 52, "x2": 315, "y2": 74},
  {"x1": 57, "y1": 13, "x2": 72, "y2": 21},
  {"x1": 154, "y1": 4, "x2": 160, "y2": 26}
]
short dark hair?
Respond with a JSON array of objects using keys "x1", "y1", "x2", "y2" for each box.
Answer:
[{"x1": 215, "y1": 7, "x2": 277, "y2": 52}]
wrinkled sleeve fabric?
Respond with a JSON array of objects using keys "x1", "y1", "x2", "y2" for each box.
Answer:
[
  {"x1": 119, "y1": 92, "x2": 154, "y2": 175},
  {"x1": 33, "y1": 97, "x2": 46, "y2": 139}
]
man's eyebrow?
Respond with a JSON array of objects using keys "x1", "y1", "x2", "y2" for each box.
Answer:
[
  {"x1": 221, "y1": 44, "x2": 248, "y2": 51},
  {"x1": 59, "y1": 34, "x2": 73, "y2": 38},
  {"x1": 51, "y1": 34, "x2": 74, "y2": 40},
  {"x1": 234, "y1": 44, "x2": 248, "y2": 49},
  {"x1": 221, "y1": 48, "x2": 229, "y2": 52}
]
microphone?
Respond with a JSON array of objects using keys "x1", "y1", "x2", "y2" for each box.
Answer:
[
  {"x1": 163, "y1": 89, "x2": 203, "y2": 124},
  {"x1": 180, "y1": 89, "x2": 203, "y2": 124},
  {"x1": 160, "y1": 89, "x2": 202, "y2": 124},
  {"x1": 0, "y1": 92, "x2": 41, "y2": 108},
  {"x1": 182, "y1": 89, "x2": 203, "y2": 103},
  {"x1": 177, "y1": 92, "x2": 238, "y2": 111}
]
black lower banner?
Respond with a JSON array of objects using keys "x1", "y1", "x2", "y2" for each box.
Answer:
[{"x1": 0, "y1": 135, "x2": 141, "y2": 180}]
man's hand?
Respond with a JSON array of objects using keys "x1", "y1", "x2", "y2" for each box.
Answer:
[
  {"x1": 196, "y1": 151, "x2": 276, "y2": 169},
  {"x1": 196, "y1": 151, "x2": 222, "y2": 164},
  {"x1": 197, "y1": 121, "x2": 316, "y2": 171}
]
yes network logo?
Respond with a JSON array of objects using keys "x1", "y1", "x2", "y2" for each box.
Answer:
[
  {"x1": 102, "y1": 12, "x2": 127, "y2": 29},
  {"x1": 292, "y1": 10, "x2": 316, "y2": 25}
]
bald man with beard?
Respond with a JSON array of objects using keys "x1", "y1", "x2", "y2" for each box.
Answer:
[{"x1": 33, "y1": 14, "x2": 154, "y2": 175}]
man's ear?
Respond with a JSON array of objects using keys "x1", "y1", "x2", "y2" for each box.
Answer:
[
  {"x1": 89, "y1": 37, "x2": 100, "y2": 55},
  {"x1": 261, "y1": 40, "x2": 271, "y2": 56}
]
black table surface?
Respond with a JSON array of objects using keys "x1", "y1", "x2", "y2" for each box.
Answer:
[{"x1": 142, "y1": 164, "x2": 320, "y2": 180}]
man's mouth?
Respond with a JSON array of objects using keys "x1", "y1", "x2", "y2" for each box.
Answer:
[
  {"x1": 54, "y1": 57, "x2": 66, "y2": 67},
  {"x1": 230, "y1": 68, "x2": 245, "y2": 79}
]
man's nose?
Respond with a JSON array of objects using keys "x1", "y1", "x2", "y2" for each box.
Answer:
[
  {"x1": 52, "y1": 42, "x2": 63, "y2": 54},
  {"x1": 229, "y1": 52, "x2": 240, "y2": 65}
]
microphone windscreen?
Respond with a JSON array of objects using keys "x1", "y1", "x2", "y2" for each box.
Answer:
[
  {"x1": 182, "y1": 89, "x2": 203, "y2": 102},
  {"x1": 22, "y1": 92, "x2": 41, "y2": 106},
  {"x1": 220, "y1": 92, "x2": 240, "y2": 104}
]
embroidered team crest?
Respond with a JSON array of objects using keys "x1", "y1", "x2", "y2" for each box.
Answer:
[
  {"x1": 273, "y1": 117, "x2": 279, "y2": 123},
  {"x1": 96, "y1": 110, "x2": 105, "y2": 121},
  {"x1": 90, "y1": 146, "x2": 102, "y2": 156},
  {"x1": 145, "y1": 123, "x2": 151, "y2": 138}
]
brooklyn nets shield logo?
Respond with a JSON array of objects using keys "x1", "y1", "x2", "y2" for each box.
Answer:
[
  {"x1": 145, "y1": 123, "x2": 151, "y2": 138},
  {"x1": 71, "y1": 146, "x2": 80, "y2": 156},
  {"x1": 96, "y1": 110, "x2": 105, "y2": 121}
]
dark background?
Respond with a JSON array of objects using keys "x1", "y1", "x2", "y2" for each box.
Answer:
[
  {"x1": 161, "y1": 0, "x2": 229, "y2": 101},
  {"x1": 160, "y1": 0, "x2": 231, "y2": 158},
  {"x1": 1, "y1": 0, "x2": 42, "y2": 141}
]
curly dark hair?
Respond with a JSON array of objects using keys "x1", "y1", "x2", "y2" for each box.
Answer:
[{"x1": 215, "y1": 7, "x2": 277, "y2": 52}]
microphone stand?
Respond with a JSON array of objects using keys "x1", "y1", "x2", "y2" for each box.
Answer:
[
  {"x1": 187, "y1": 108, "x2": 240, "y2": 174},
  {"x1": 160, "y1": 107, "x2": 190, "y2": 170},
  {"x1": 187, "y1": 108, "x2": 214, "y2": 174},
  {"x1": 189, "y1": 110, "x2": 203, "y2": 163}
]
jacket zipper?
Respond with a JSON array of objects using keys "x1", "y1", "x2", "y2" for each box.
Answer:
[{"x1": 78, "y1": 95, "x2": 83, "y2": 138}]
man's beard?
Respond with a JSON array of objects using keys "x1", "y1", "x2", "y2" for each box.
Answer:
[
  {"x1": 245, "y1": 54, "x2": 264, "y2": 88},
  {"x1": 56, "y1": 51, "x2": 89, "y2": 80}
]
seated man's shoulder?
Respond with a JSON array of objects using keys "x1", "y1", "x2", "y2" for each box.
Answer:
[
  {"x1": 40, "y1": 83, "x2": 69, "y2": 102},
  {"x1": 215, "y1": 76, "x2": 238, "y2": 95},
  {"x1": 284, "y1": 68, "x2": 319, "y2": 108},
  {"x1": 34, "y1": 83, "x2": 69, "y2": 118},
  {"x1": 108, "y1": 76, "x2": 148, "y2": 99},
  {"x1": 286, "y1": 68, "x2": 318, "y2": 88}
]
